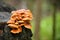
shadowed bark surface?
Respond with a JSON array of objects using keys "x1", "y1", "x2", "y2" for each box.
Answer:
[
  {"x1": 4, "y1": 25, "x2": 33, "y2": 40},
  {"x1": 0, "y1": 1, "x2": 16, "y2": 40}
]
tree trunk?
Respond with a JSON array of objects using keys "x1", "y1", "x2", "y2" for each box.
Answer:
[
  {"x1": 53, "y1": 4, "x2": 57, "y2": 40},
  {"x1": 34, "y1": 0, "x2": 42, "y2": 40}
]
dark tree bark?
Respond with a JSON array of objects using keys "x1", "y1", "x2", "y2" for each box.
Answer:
[
  {"x1": 0, "y1": 1, "x2": 16, "y2": 40},
  {"x1": 4, "y1": 25, "x2": 33, "y2": 40}
]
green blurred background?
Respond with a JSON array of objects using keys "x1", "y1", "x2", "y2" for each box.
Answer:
[{"x1": 1, "y1": 0, "x2": 60, "y2": 40}]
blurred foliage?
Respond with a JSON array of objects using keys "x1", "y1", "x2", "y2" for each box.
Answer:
[
  {"x1": 32, "y1": 13, "x2": 60, "y2": 40},
  {"x1": 40, "y1": 15, "x2": 53, "y2": 40},
  {"x1": 56, "y1": 12, "x2": 60, "y2": 40}
]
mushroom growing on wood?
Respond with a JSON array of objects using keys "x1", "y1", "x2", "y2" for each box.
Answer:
[{"x1": 7, "y1": 9, "x2": 33, "y2": 34}]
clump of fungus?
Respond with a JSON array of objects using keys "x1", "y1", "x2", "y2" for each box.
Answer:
[{"x1": 7, "y1": 9, "x2": 33, "y2": 34}]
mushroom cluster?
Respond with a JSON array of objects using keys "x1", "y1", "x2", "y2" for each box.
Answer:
[{"x1": 7, "y1": 9, "x2": 33, "y2": 34}]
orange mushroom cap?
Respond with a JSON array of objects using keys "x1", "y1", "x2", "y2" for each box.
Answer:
[
  {"x1": 11, "y1": 27, "x2": 22, "y2": 34},
  {"x1": 7, "y1": 9, "x2": 33, "y2": 34}
]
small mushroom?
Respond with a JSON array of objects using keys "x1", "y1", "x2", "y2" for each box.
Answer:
[
  {"x1": 11, "y1": 27, "x2": 22, "y2": 34},
  {"x1": 8, "y1": 24, "x2": 19, "y2": 28}
]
